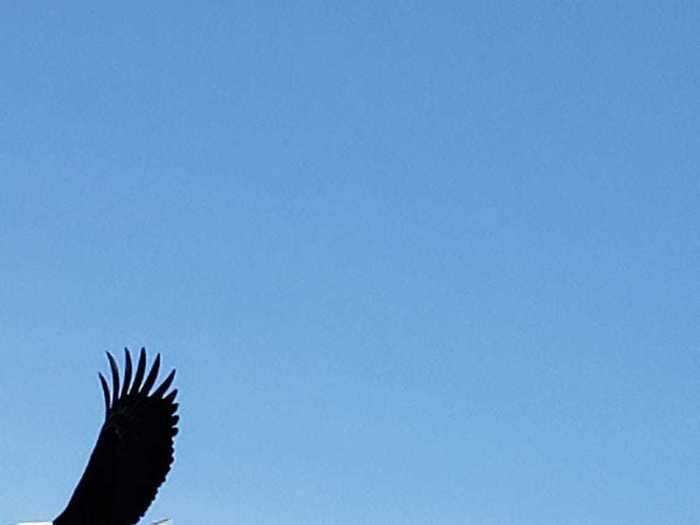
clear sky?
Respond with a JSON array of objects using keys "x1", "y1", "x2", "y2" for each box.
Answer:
[{"x1": 0, "y1": 3, "x2": 698, "y2": 524}]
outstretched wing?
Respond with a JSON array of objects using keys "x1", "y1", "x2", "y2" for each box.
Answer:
[{"x1": 54, "y1": 349, "x2": 179, "y2": 525}]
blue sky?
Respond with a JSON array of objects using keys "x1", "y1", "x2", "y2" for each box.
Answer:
[{"x1": 1, "y1": 2, "x2": 698, "y2": 524}]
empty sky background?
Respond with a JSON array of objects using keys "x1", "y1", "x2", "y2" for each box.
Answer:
[{"x1": 1, "y1": 3, "x2": 698, "y2": 524}]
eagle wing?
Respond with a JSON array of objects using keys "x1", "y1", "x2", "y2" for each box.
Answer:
[{"x1": 54, "y1": 349, "x2": 179, "y2": 525}]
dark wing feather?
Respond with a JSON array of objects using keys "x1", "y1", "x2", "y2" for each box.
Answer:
[{"x1": 54, "y1": 348, "x2": 179, "y2": 525}]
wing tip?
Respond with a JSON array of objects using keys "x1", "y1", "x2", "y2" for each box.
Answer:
[{"x1": 102, "y1": 348, "x2": 178, "y2": 404}]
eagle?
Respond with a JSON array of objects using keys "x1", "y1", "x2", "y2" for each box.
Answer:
[{"x1": 20, "y1": 348, "x2": 179, "y2": 525}]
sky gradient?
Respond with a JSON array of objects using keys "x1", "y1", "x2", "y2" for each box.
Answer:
[{"x1": 1, "y1": 3, "x2": 699, "y2": 524}]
